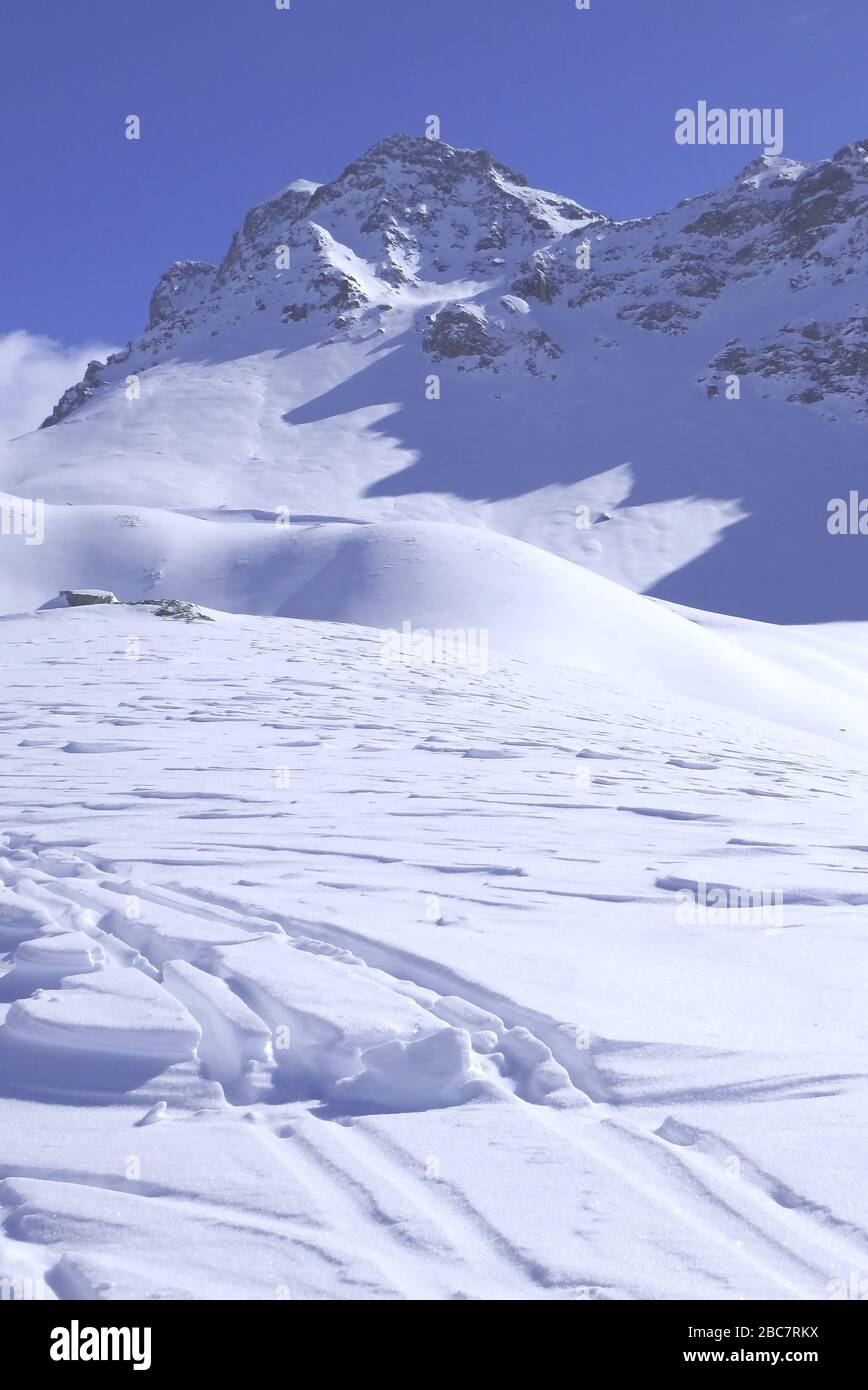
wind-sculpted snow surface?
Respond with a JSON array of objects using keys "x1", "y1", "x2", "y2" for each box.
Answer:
[{"x1": 1, "y1": 606, "x2": 868, "y2": 1299}]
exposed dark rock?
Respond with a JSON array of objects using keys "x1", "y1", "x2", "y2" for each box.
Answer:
[
  {"x1": 60, "y1": 589, "x2": 119, "y2": 606},
  {"x1": 423, "y1": 304, "x2": 506, "y2": 360},
  {"x1": 41, "y1": 360, "x2": 105, "y2": 429},
  {"x1": 134, "y1": 598, "x2": 214, "y2": 622},
  {"x1": 616, "y1": 300, "x2": 700, "y2": 334},
  {"x1": 148, "y1": 261, "x2": 217, "y2": 330}
]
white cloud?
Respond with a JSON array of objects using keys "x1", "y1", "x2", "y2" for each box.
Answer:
[{"x1": 0, "y1": 331, "x2": 119, "y2": 444}]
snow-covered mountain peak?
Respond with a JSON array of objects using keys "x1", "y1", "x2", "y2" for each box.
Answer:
[
  {"x1": 7, "y1": 130, "x2": 868, "y2": 623},
  {"x1": 208, "y1": 132, "x2": 604, "y2": 313},
  {"x1": 36, "y1": 133, "x2": 610, "y2": 409},
  {"x1": 732, "y1": 153, "x2": 807, "y2": 190}
]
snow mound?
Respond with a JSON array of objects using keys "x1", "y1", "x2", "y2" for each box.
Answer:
[
  {"x1": 208, "y1": 937, "x2": 447, "y2": 1098},
  {"x1": 162, "y1": 960, "x2": 273, "y2": 1102},
  {"x1": 0, "y1": 889, "x2": 58, "y2": 943},
  {"x1": 3, "y1": 501, "x2": 867, "y2": 747},
  {"x1": 333, "y1": 1027, "x2": 495, "y2": 1112},
  {"x1": 0, "y1": 965, "x2": 202, "y2": 1097}
]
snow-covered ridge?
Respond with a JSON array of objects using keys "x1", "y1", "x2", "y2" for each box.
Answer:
[{"x1": 39, "y1": 133, "x2": 868, "y2": 417}]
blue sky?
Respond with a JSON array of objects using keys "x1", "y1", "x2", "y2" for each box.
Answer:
[{"x1": 2, "y1": 0, "x2": 866, "y2": 345}]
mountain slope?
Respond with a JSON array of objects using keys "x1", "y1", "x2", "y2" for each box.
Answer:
[{"x1": 2, "y1": 134, "x2": 868, "y2": 621}]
